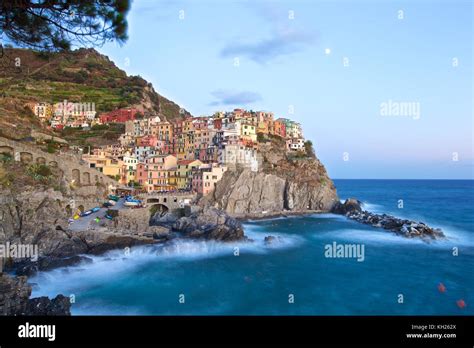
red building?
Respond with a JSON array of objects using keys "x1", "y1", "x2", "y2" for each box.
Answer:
[
  {"x1": 213, "y1": 118, "x2": 223, "y2": 130},
  {"x1": 100, "y1": 108, "x2": 138, "y2": 124}
]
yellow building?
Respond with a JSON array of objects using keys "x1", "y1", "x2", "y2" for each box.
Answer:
[
  {"x1": 176, "y1": 159, "x2": 203, "y2": 189},
  {"x1": 151, "y1": 121, "x2": 173, "y2": 141},
  {"x1": 237, "y1": 120, "x2": 257, "y2": 142},
  {"x1": 102, "y1": 158, "x2": 124, "y2": 179}
]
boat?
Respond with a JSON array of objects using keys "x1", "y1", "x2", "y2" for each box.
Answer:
[
  {"x1": 124, "y1": 200, "x2": 140, "y2": 207},
  {"x1": 124, "y1": 196, "x2": 142, "y2": 207},
  {"x1": 108, "y1": 194, "x2": 120, "y2": 202}
]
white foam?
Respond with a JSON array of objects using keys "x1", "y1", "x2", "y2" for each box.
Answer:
[
  {"x1": 361, "y1": 201, "x2": 385, "y2": 213},
  {"x1": 309, "y1": 213, "x2": 347, "y2": 220},
  {"x1": 30, "y1": 231, "x2": 304, "y2": 298},
  {"x1": 313, "y1": 227, "x2": 464, "y2": 248}
]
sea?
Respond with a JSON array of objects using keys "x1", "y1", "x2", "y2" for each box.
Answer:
[{"x1": 29, "y1": 180, "x2": 474, "y2": 315}]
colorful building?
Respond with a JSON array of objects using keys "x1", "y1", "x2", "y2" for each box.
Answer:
[
  {"x1": 192, "y1": 164, "x2": 227, "y2": 196},
  {"x1": 100, "y1": 108, "x2": 138, "y2": 124},
  {"x1": 176, "y1": 159, "x2": 203, "y2": 190},
  {"x1": 272, "y1": 120, "x2": 287, "y2": 138}
]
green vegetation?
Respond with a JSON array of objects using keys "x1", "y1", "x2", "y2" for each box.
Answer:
[
  {"x1": 128, "y1": 181, "x2": 142, "y2": 188},
  {"x1": 0, "y1": 152, "x2": 13, "y2": 163},
  {"x1": 60, "y1": 123, "x2": 125, "y2": 147},
  {"x1": 27, "y1": 164, "x2": 53, "y2": 183},
  {"x1": 288, "y1": 151, "x2": 309, "y2": 161},
  {"x1": 257, "y1": 133, "x2": 267, "y2": 143},
  {"x1": 0, "y1": 165, "x2": 14, "y2": 187},
  {"x1": 304, "y1": 140, "x2": 316, "y2": 158},
  {"x1": 0, "y1": 47, "x2": 191, "y2": 141},
  {"x1": 149, "y1": 205, "x2": 160, "y2": 216},
  {"x1": 0, "y1": 0, "x2": 130, "y2": 51}
]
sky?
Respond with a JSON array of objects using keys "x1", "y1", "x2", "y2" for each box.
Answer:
[{"x1": 98, "y1": 0, "x2": 473, "y2": 179}]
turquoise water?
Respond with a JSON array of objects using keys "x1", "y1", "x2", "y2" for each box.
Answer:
[{"x1": 30, "y1": 180, "x2": 474, "y2": 315}]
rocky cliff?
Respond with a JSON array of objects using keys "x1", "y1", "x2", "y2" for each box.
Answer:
[
  {"x1": 0, "y1": 273, "x2": 70, "y2": 315},
  {"x1": 204, "y1": 138, "x2": 338, "y2": 217}
]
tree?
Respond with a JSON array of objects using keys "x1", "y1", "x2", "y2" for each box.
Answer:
[
  {"x1": 304, "y1": 140, "x2": 315, "y2": 158},
  {"x1": 0, "y1": 0, "x2": 131, "y2": 51}
]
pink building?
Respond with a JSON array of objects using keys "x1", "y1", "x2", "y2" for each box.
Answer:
[
  {"x1": 136, "y1": 163, "x2": 148, "y2": 187},
  {"x1": 136, "y1": 135, "x2": 158, "y2": 147},
  {"x1": 192, "y1": 165, "x2": 227, "y2": 196}
]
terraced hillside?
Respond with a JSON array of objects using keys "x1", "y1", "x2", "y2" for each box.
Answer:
[{"x1": 0, "y1": 47, "x2": 191, "y2": 139}]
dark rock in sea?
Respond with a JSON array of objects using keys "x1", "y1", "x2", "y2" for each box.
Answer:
[
  {"x1": 264, "y1": 236, "x2": 277, "y2": 245},
  {"x1": 87, "y1": 235, "x2": 155, "y2": 255},
  {"x1": 331, "y1": 198, "x2": 363, "y2": 215},
  {"x1": 14, "y1": 255, "x2": 93, "y2": 277},
  {"x1": 333, "y1": 199, "x2": 445, "y2": 241},
  {"x1": 25, "y1": 295, "x2": 71, "y2": 316},
  {"x1": 172, "y1": 207, "x2": 245, "y2": 242},
  {"x1": 152, "y1": 231, "x2": 174, "y2": 242}
]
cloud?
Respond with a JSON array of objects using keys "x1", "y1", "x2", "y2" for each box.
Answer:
[
  {"x1": 219, "y1": 4, "x2": 317, "y2": 64},
  {"x1": 220, "y1": 30, "x2": 315, "y2": 64},
  {"x1": 209, "y1": 89, "x2": 262, "y2": 106}
]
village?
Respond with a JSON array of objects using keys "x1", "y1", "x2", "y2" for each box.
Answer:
[{"x1": 28, "y1": 102, "x2": 308, "y2": 197}]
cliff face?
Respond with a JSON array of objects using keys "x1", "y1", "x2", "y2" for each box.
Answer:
[
  {"x1": 204, "y1": 139, "x2": 338, "y2": 217},
  {"x1": 0, "y1": 273, "x2": 71, "y2": 315}
]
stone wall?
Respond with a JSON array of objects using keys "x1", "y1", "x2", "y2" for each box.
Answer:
[{"x1": 0, "y1": 137, "x2": 116, "y2": 187}]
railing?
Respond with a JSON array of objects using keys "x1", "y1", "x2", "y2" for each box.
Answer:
[{"x1": 140, "y1": 191, "x2": 196, "y2": 197}]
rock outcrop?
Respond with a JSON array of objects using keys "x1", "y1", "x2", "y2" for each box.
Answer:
[
  {"x1": 110, "y1": 207, "x2": 171, "y2": 238},
  {"x1": 331, "y1": 198, "x2": 363, "y2": 215},
  {"x1": 0, "y1": 273, "x2": 31, "y2": 315},
  {"x1": 152, "y1": 206, "x2": 245, "y2": 242},
  {"x1": 204, "y1": 140, "x2": 338, "y2": 217},
  {"x1": 0, "y1": 273, "x2": 70, "y2": 315},
  {"x1": 25, "y1": 295, "x2": 71, "y2": 316},
  {"x1": 332, "y1": 199, "x2": 445, "y2": 240}
]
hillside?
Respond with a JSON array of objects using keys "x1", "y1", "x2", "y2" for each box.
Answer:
[{"x1": 0, "y1": 47, "x2": 191, "y2": 139}]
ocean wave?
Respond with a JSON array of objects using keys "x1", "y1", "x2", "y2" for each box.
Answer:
[
  {"x1": 308, "y1": 213, "x2": 347, "y2": 220},
  {"x1": 30, "y1": 232, "x2": 304, "y2": 298},
  {"x1": 313, "y1": 227, "x2": 448, "y2": 246},
  {"x1": 361, "y1": 201, "x2": 385, "y2": 213},
  {"x1": 313, "y1": 226, "x2": 474, "y2": 249}
]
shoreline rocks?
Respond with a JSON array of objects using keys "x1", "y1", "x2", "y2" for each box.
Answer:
[
  {"x1": 331, "y1": 199, "x2": 445, "y2": 240},
  {"x1": 152, "y1": 206, "x2": 245, "y2": 242},
  {"x1": 0, "y1": 273, "x2": 71, "y2": 315}
]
